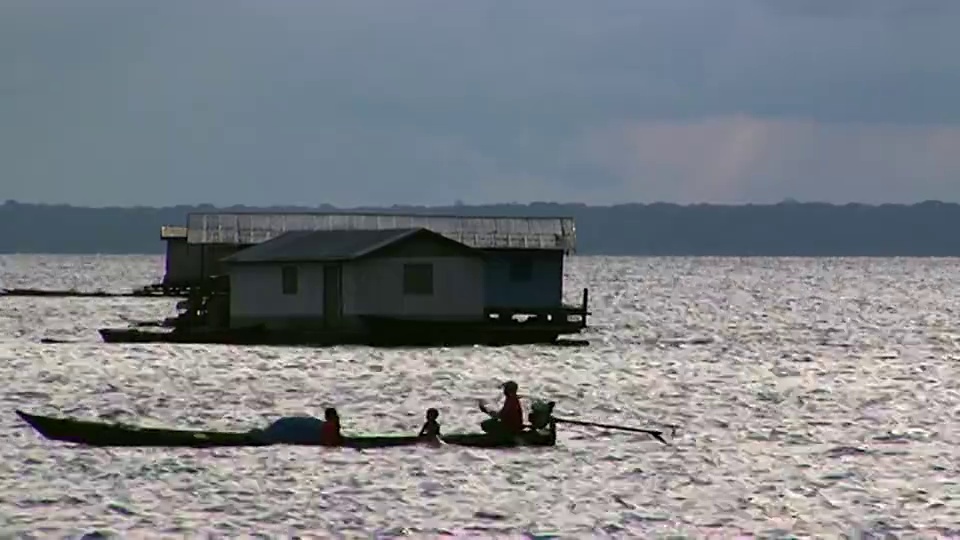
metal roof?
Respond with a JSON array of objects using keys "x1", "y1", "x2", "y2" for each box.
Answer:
[
  {"x1": 185, "y1": 212, "x2": 576, "y2": 252},
  {"x1": 221, "y1": 227, "x2": 477, "y2": 264},
  {"x1": 160, "y1": 226, "x2": 188, "y2": 239}
]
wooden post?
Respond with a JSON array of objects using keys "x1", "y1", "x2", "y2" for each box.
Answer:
[{"x1": 581, "y1": 287, "x2": 589, "y2": 328}]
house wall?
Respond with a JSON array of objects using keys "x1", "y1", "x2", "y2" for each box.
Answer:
[
  {"x1": 228, "y1": 263, "x2": 326, "y2": 329},
  {"x1": 226, "y1": 234, "x2": 486, "y2": 328},
  {"x1": 163, "y1": 238, "x2": 204, "y2": 286},
  {"x1": 201, "y1": 244, "x2": 247, "y2": 279},
  {"x1": 482, "y1": 249, "x2": 564, "y2": 309},
  {"x1": 343, "y1": 256, "x2": 484, "y2": 319},
  {"x1": 162, "y1": 240, "x2": 246, "y2": 286}
]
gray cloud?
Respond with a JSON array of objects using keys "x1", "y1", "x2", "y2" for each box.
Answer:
[
  {"x1": 756, "y1": 0, "x2": 957, "y2": 19},
  {"x1": 1, "y1": 0, "x2": 959, "y2": 206}
]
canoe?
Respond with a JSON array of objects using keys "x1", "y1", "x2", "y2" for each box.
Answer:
[{"x1": 14, "y1": 410, "x2": 556, "y2": 449}]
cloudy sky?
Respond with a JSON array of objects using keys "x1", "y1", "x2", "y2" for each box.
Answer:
[{"x1": 2, "y1": 0, "x2": 958, "y2": 207}]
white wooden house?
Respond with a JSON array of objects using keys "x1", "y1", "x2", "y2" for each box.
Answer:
[{"x1": 219, "y1": 228, "x2": 486, "y2": 330}]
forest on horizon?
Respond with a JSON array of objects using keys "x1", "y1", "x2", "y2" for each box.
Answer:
[{"x1": 1, "y1": 199, "x2": 959, "y2": 256}]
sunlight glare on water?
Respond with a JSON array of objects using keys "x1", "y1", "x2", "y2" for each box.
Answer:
[{"x1": 1, "y1": 254, "x2": 959, "y2": 537}]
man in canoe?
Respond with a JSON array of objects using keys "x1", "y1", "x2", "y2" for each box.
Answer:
[{"x1": 479, "y1": 380, "x2": 524, "y2": 437}]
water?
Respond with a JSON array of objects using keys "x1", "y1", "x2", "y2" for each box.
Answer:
[{"x1": 1, "y1": 255, "x2": 960, "y2": 538}]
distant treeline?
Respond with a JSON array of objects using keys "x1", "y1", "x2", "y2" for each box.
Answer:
[{"x1": 1, "y1": 199, "x2": 959, "y2": 256}]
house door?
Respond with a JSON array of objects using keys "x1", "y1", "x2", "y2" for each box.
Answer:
[{"x1": 323, "y1": 264, "x2": 342, "y2": 327}]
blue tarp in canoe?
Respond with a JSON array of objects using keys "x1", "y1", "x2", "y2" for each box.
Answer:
[{"x1": 257, "y1": 415, "x2": 325, "y2": 444}]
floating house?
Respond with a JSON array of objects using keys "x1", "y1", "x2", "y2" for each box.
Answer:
[{"x1": 102, "y1": 211, "x2": 588, "y2": 346}]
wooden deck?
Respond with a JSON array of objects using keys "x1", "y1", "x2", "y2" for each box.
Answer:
[
  {"x1": 131, "y1": 283, "x2": 193, "y2": 297},
  {"x1": 484, "y1": 288, "x2": 589, "y2": 331},
  {"x1": 97, "y1": 287, "x2": 591, "y2": 348}
]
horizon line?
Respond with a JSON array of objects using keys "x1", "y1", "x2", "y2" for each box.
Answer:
[{"x1": 3, "y1": 199, "x2": 958, "y2": 211}]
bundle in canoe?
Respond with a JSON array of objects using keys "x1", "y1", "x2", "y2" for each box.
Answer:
[{"x1": 14, "y1": 406, "x2": 558, "y2": 450}]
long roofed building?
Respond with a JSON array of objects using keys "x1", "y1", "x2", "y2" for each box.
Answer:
[{"x1": 123, "y1": 210, "x2": 589, "y2": 346}]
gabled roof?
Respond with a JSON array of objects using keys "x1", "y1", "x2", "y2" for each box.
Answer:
[{"x1": 220, "y1": 227, "x2": 480, "y2": 264}]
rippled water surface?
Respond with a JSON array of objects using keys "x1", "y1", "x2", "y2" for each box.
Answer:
[{"x1": 2, "y1": 255, "x2": 960, "y2": 538}]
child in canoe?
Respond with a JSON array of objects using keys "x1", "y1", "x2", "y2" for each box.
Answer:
[{"x1": 418, "y1": 408, "x2": 441, "y2": 440}]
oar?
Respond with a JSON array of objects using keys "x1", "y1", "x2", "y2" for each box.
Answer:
[{"x1": 552, "y1": 417, "x2": 669, "y2": 445}]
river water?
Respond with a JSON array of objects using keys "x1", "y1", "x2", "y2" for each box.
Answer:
[{"x1": 1, "y1": 255, "x2": 959, "y2": 538}]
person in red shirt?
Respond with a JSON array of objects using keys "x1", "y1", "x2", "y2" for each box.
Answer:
[
  {"x1": 479, "y1": 381, "x2": 525, "y2": 437},
  {"x1": 319, "y1": 407, "x2": 343, "y2": 446}
]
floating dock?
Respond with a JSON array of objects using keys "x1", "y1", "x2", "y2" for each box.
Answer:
[
  {"x1": 1, "y1": 285, "x2": 188, "y2": 298},
  {"x1": 98, "y1": 291, "x2": 590, "y2": 348}
]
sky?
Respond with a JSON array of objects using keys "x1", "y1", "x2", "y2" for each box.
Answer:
[{"x1": 2, "y1": 0, "x2": 959, "y2": 207}]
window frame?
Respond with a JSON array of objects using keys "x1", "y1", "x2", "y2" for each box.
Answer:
[{"x1": 281, "y1": 265, "x2": 299, "y2": 295}]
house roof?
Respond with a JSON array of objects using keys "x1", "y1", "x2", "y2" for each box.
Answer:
[
  {"x1": 220, "y1": 227, "x2": 479, "y2": 264},
  {"x1": 185, "y1": 211, "x2": 576, "y2": 252}
]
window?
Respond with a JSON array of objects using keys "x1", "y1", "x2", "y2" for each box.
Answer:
[
  {"x1": 509, "y1": 259, "x2": 533, "y2": 282},
  {"x1": 281, "y1": 265, "x2": 299, "y2": 295},
  {"x1": 403, "y1": 263, "x2": 433, "y2": 295}
]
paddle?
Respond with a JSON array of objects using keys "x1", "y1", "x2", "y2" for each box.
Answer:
[
  {"x1": 551, "y1": 417, "x2": 670, "y2": 445},
  {"x1": 479, "y1": 398, "x2": 671, "y2": 445}
]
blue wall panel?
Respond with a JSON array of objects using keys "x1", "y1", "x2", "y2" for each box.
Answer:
[{"x1": 483, "y1": 250, "x2": 564, "y2": 309}]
